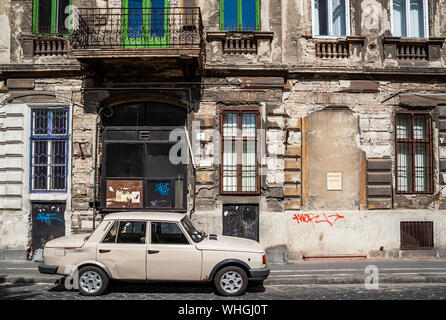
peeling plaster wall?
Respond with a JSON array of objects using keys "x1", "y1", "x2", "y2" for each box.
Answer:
[{"x1": 0, "y1": 0, "x2": 11, "y2": 64}]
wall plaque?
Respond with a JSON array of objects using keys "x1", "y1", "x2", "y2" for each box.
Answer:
[{"x1": 327, "y1": 172, "x2": 342, "y2": 191}]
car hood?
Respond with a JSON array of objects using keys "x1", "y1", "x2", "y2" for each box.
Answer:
[
  {"x1": 44, "y1": 233, "x2": 91, "y2": 248},
  {"x1": 195, "y1": 235, "x2": 264, "y2": 253}
]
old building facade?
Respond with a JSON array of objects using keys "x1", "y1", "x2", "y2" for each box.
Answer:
[{"x1": 1, "y1": 0, "x2": 446, "y2": 261}]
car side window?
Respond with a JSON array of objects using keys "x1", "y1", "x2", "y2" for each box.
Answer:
[
  {"x1": 151, "y1": 222, "x2": 189, "y2": 245},
  {"x1": 117, "y1": 221, "x2": 147, "y2": 244},
  {"x1": 102, "y1": 221, "x2": 118, "y2": 243}
]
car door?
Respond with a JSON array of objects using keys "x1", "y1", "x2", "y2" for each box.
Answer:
[
  {"x1": 96, "y1": 220, "x2": 147, "y2": 280},
  {"x1": 147, "y1": 221, "x2": 202, "y2": 281}
]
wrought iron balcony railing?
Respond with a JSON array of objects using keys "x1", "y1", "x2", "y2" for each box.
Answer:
[{"x1": 70, "y1": 7, "x2": 204, "y2": 52}]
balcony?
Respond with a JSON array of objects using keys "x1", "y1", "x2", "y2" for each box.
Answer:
[{"x1": 69, "y1": 7, "x2": 204, "y2": 64}]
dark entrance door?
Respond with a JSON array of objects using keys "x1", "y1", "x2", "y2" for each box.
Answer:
[
  {"x1": 100, "y1": 102, "x2": 188, "y2": 212},
  {"x1": 31, "y1": 201, "x2": 66, "y2": 257},
  {"x1": 222, "y1": 204, "x2": 259, "y2": 241}
]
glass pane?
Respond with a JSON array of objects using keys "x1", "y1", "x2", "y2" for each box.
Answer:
[
  {"x1": 314, "y1": 0, "x2": 328, "y2": 35},
  {"x1": 105, "y1": 143, "x2": 144, "y2": 177},
  {"x1": 392, "y1": 0, "x2": 407, "y2": 37},
  {"x1": 410, "y1": 0, "x2": 424, "y2": 37},
  {"x1": 397, "y1": 142, "x2": 412, "y2": 192},
  {"x1": 396, "y1": 115, "x2": 411, "y2": 139},
  {"x1": 38, "y1": 0, "x2": 53, "y2": 33},
  {"x1": 52, "y1": 109, "x2": 68, "y2": 135},
  {"x1": 33, "y1": 109, "x2": 49, "y2": 135},
  {"x1": 151, "y1": 222, "x2": 189, "y2": 244},
  {"x1": 128, "y1": 0, "x2": 144, "y2": 38},
  {"x1": 51, "y1": 140, "x2": 67, "y2": 190},
  {"x1": 413, "y1": 115, "x2": 428, "y2": 139},
  {"x1": 242, "y1": 112, "x2": 256, "y2": 137},
  {"x1": 332, "y1": 0, "x2": 346, "y2": 36},
  {"x1": 33, "y1": 140, "x2": 48, "y2": 190},
  {"x1": 151, "y1": 0, "x2": 166, "y2": 37},
  {"x1": 223, "y1": 139, "x2": 237, "y2": 192},
  {"x1": 241, "y1": 0, "x2": 257, "y2": 31},
  {"x1": 102, "y1": 221, "x2": 119, "y2": 243},
  {"x1": 223, "y1": 112, "x2": 238, "y2": 137},
  {"x1": 242, "y1": 139, "x2": 256, "y2": 192},
  {"x1": 414, "y1": 143, "x2": 429, "y2": 192},
  {"x1": 117, "y1": 221, "x2": 147, "y2": 244},
  {"x1": 57, "y1": 0, "x2": 70, "y2": 33},
  {"x1": 223, "y1": 0, "x2": 238, "y2": 31}
]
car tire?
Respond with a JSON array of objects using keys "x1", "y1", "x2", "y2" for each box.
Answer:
[
  {"x1": 78, "y1": 266, "x2": 109, "y2": 296},
  {"x1": 214, "y1": 266, "x2": 248, "y2": 296}
]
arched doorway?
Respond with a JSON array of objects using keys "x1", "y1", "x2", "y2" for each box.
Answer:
[{"x1": 100, "y1": 102, "x2": 188, "y2": 212}]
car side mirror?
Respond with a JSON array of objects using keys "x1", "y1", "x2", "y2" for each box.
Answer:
[{"x1": 140, "y1": 237, "x2": 145, "y2": 244}]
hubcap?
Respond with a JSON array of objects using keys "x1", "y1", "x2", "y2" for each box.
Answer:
[
  {"x1": 79, "y1": 271, "x2": 103, "y2": 294},
  {"x1": 220, "y1": 271, "x2": 243, "y2": 294}
]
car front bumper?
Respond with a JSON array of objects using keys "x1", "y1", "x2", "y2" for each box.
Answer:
[
  {"x1": 38, "y1": 264, "x2": 59, "y2": 274},
  {"x1": 250, "y1": 268, "x2": 270, "y2": 281}
]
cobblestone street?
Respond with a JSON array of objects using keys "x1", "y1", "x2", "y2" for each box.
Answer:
[{"x1": 1, "y1": 282, "x2": 446, "y2": 300}]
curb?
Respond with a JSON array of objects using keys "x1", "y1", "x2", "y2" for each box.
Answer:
[
  {"x1": 264, "y1": 274, "x2": 446, "y2": 285},
  {"x1": 0, "y1": 275, "x2": 61, "y2": 284}
]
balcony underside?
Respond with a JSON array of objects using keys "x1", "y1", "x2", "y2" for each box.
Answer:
[{"x1": 72, "y1": 48, "x2": 201, "y2": 60}]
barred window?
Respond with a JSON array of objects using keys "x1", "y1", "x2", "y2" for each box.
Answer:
[
  {"x1": 31, "y1": 108, "x2": 69, "y2": 192},
  {"x1": 220, "y1": 109, "x2": 259, "y2": 194},
  {"x1": 395, "y1": 112, "x2": 432, "y2": 194}
]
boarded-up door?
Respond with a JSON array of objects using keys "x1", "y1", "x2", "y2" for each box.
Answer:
[
  {"x1": 32, "y1": 202, "x2": 66, "y2": 256},
  {"x1": 222, "y1": 204, "x2": 259, "y2": 241}
]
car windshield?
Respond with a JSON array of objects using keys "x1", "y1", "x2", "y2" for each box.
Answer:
[{"x1": 181, "y1": 216, "x2": 206, "y2": 243}]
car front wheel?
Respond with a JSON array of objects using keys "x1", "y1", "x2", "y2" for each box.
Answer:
[
  {"x1": 214, "y1": 266, "x2": 248, "y2": 296},
  {"x1": 78, "y1": 266, "x2": 109, "y2": 296}
]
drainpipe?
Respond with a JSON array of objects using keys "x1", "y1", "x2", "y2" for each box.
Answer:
[{"x1": 92, "y1": 106, "x2": 113, "y2": 230}]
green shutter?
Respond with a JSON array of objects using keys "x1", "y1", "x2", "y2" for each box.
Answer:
[{"x1": 256, "y1": 0, "x2": 260, "y2": 31}]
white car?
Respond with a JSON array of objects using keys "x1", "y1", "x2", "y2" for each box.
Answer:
[{"x1": 39, "y1": 212, "x2": 270, "y2": 296}]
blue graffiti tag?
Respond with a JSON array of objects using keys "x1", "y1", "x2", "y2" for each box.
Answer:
[
  {"x1": 155, "y1": 182, "x2": 171, "y2": 197},
  {"x1": 36, "y1": 212, "x2": 64, "y2": 225}
]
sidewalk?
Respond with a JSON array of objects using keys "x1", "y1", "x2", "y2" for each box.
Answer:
[{"x1": 1, "y1": 259, "x2": 446, "y2": 285}]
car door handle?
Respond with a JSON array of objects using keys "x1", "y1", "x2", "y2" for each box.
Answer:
[
  {"x1": 147, "y1": 250, "x2": 159, "y2": 254},
  {"x1": 99, "y1": 249, "x2": 111, "y2": 253}
]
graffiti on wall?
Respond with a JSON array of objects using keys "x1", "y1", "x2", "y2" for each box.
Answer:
[{"x1": 292, "y1": 213, "x2": 344, "y2": 227}]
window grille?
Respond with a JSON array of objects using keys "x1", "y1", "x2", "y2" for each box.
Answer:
[
  {"x1": 220, "y1": 109, "x2": 260, "y2": 194},
  {"x1": 395, "y1": 112, "x2": 432, "y2": 194},
  {"x1": 31, "y1": 108, "x2": 69, "y2": 192}
]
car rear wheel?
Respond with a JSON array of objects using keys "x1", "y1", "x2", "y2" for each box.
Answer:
[
  {"x1": 214, "y1": 266, "x2": 248, "y2": 296},
  {"x1": 78, "y1": 266, "x2": 109, "y2": 296}
]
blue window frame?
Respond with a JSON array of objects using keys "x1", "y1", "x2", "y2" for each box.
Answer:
[{"x1": 30, "y1": 108, "x2": 69, "y2": 192}]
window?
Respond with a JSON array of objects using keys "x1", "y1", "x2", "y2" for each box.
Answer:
[
  {"x1": 31, "y1": 108, "x2": 69, "y2": 192},
  {"x1": 151, "y1": 222, "x2": 189, "y2": 244},
  {"x1": 102, "y1": 221, "x2": 147, "y2": 244},
  {"x1": 312, "y1": 0, "x2": 350, "y2": 37},
  {"x1": 33, "y1": 0, "x2": 71, "y2": 34},
  {"x1": 220, "y1": 0, "x2": 260, "y2": 31},
  {"x1": 220, "y1": 109, "x2": 259, "y2": 194},
  {"x1": 391, "y1": 0, "x2": 429, "y2": 38},
  {"x1": 395, "y1": 113, "x2": 432, "y2": 194}
]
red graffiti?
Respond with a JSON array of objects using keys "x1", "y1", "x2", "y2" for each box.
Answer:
[{"x1": 292, "y1": 213, "x2": 344, "y2": 226}]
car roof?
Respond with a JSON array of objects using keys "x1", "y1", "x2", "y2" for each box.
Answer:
[{"x1": 103, "y1": 212, "x2": 186, "y2": 222}]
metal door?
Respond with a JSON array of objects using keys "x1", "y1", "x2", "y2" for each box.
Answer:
[{"x1": 31, "y1": 202, "x2": 66, "y2": 257}]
